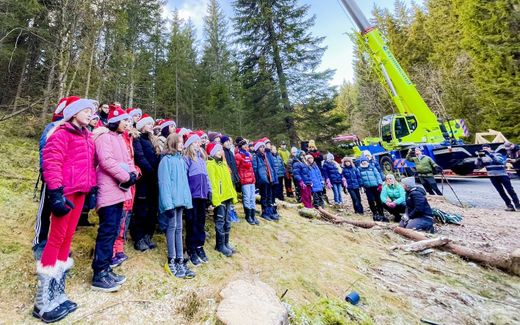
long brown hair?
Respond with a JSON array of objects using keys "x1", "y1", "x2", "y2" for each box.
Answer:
[
  {"x1": 164, "y1": 133, "x2": 182, "y2": 155},
  {"x1": 184, "y1": 142, "x2": 206, "y2": 161}
]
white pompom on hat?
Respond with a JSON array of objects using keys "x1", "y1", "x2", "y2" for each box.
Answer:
[{"x1": 107, "y1": 106, "x2": 130, "y2": 124}]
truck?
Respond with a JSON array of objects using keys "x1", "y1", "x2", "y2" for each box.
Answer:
[{"x1": 337, "y1": 0, "x2": 502, "y2": 176}]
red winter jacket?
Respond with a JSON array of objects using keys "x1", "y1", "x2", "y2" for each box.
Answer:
[
  {"x1": 235, "y1": 149, "x2": 256, "y2": 185},
  {"x1": 43, "y1": 122, "x2": 96, "y2": 195}
]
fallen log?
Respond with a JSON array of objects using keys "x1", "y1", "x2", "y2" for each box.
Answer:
[
  {"x1": 391, "y1": 237, "x2": 451, "y2": 252},
  {"x1": 276, "y1": 199, "x2": 302, "y2": 209},
  {"x1": 394, "y1": 227, "x2": 520, "y2": 276},
  {"x1": 298, "y1": 208, "x2": 320, "y2": 219},
  {"x1": 317, "y1": 207, "x2": 376, "y2": 229}
]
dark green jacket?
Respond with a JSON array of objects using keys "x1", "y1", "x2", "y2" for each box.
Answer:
[{"x1": 406, "y1": 154, "x2": 439, "y2": 176}]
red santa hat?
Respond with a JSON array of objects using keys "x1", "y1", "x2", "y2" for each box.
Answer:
[
  {"x1": 136, "y1": 113, "x2": 154, "y2": 131},
  {"x1": 108, "y1": 106, "x2": 130, "y2": 123},
  {"x1": 63, "y1": 97, "x2": 96, "y2": 122},
  {"x1": 157, "y1": 119, "x2": 176, "y2": 130},
  {"x1": 184, "y1": 132, "x2": 201, "y2": 149},
  {"x1": 176, "y1": 127, "x2": 190, "y2": 138},
  {"x1": 195, "y1": 129, "x2": 208, "y2": 139},
  {"x1": 126, "y1": 107, "x2": 142, "y2": 118},
  {"x1": 260, "y1": 137, "x2": 271, "y2": 144},
  {"x1": 254, "y1": 140, "x2": 266, "y2": 151},
  {"x1": 206, "y1": 142, "x2": 223, "y2": 157}
]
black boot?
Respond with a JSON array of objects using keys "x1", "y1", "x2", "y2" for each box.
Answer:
[
  {"x1": 251, "y1": 208, "x2": 259, "y2": 225},
  {"x1": 270, "y1": 205, "x2": 280, "y2": 221},
  {"x1": 224, "y1": 233, "x2": 236, "y2": 253},
  {"x1": 215, "y1": 232, "x2": 232, "y2": 257},
  {"x1": 245, "y1": 208, "x2": 255, "y2": 225}
]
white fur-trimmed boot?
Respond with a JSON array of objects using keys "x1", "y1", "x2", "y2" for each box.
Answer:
[
  {"x1": 55, "y1": 258, "x2": 77, "y2": 313},
  {"x1": 33, "y1": 262, "x2": 69, "y2": 323}
]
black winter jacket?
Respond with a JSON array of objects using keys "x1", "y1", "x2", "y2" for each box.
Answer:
[
  {"x1": 406, "y1": 187, "x2": 433, "y2": 219},
  {"x1": 133, "y1": 133, "x2": 159, "y2": 198},
  {"x1": 224, "y1": 147, "x2": 240, "y2": 186}
]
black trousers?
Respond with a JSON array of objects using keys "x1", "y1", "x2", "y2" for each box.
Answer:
[
  {"x1": 259, "y1": 183, "x2": 273, "y2": 214},
  {"x1": 214, "y1": 199, "x2": 232, "y2": 236},
  {"x1": 33, "y1": 182, "x2": 51, "y2": 254},
  {"x1": 312, "y1": 191, "x2": 324, "y2": 208},
  {"x1": 347, "y1": 188, "x2": 364, "y2": 214},
  {"x1": 490, "y1": 176, "x2": 519, "y2": 207},
  {"x1": 185, "y1": 198, "x2": 207, "y2": 254},
  {"x1": 365, "y1": 186, "x2": 384, "y2": 216},
  {"x1": 418, "y1": 175, "x2": 442, "y2": 195},
  {"x1": 383, "y1": 203, "x2": 406, "y2": 221},
  {"x1": 130, "y1": 190, "x2": 158, "y2": 242},
  {"x1": 92, "y1": 203, "x2": 123, "y2": 273},
  {"x1": 274, "y1": 177, "x2": 285, "y2": 201}
]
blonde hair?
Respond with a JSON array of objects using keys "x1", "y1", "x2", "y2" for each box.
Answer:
[
  {"x1": 164, "y1": 133, "x2": 182, "y2": 155},
  {"x1": 184, "y1": 142, "x2": 206, "y2": 161}
]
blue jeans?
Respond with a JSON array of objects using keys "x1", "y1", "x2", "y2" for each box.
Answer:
[
  {"x1": 242, "y1": 184, "x2": 256, "y2": 210},
  {"x1": 165, "y1": 208, "x2": 184, "y2": 260},
  {"x1": 332, "y1": 183, "x2": 343, "y2": 204},
  {"x1": 400, "y1": 217, "x2": 434, "y2": 233},
  {"x1": 92, "y1": 203, "x2": 123, "y2": 274}
]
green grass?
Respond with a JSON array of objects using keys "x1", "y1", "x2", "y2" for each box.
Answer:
[{"x1": 0, "y1": 117, "x2": 519, "y2": 324}]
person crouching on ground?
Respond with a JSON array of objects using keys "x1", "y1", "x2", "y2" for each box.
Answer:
[
  {"x1": 91, "y1": 106, "x2": 137, "y2": 292},
  {"x1": 184, "y1": 132, "x2": 211, "y2": 266},
  {"x1": 323, "y1": 153, "x2": 343, "y2": 206},
  {"x1": 234, "y1": 137, "x2": 258, "y2": 225},
  {"x1": 35, "y1": 98, "x2": 97, "y2": 323},
  {"x1": 306, "y1": 155, "x2": 325, "y2": 209},
  {"x1": 358, "y1": 157, "x2": 386, "y2": 221},
  {"x1": 159, "y1": 134, "x2": 195, "y2": 278},
  {"x1": 341, "y1": 157, "x2": 364, "y2": 214},
  {"x1": 206, "y1": 143, "x2": 238, "y2": 257},
  {"x1": 380, "y1": 174, "x2": 406, "y2": 222},
  {"x1": 400, "y1": 177, "x2": 435, "y2": 232}
]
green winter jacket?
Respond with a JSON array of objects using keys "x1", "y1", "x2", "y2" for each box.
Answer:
[
  {"x1": 406, "y1": 154, "x2": 439, "y2": 176},
  {"x1": 380, "y1": 183, "x2": 406, "y2": 205},
  {"x1": 207, "y1": 157, "x2": 238, "y2": 207}
]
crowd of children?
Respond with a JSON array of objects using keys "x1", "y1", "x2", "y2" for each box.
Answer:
[{"x1": 32, "y1": 97, "x2": 436, "y2": 323}]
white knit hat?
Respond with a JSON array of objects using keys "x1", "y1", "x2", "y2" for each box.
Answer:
[
  {"x1": 254, "y1": 141, "x2": 266, "y2": 151},
  {"x1": 63, "y1": 98, "x2": 96, "y2": 122},
  {"x1": 184, "y1": 133, "x2": 201, "y2": 149},
  {"x1": 136, "y1": 114, "x2": 154, "y2": 131}
]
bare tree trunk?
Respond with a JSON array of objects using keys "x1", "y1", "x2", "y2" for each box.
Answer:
[
  {"x1": 12, "y1": 54, "x2": 29, "y2": 113},
  {"x1": 84, "y1": 37, "x2": 96, "y2": 98},
  {"x1": 128, "y1": 52, "x2": 136, "y2": 108},
  {"x1": 41, "y1": 60, "x2": 56, "y2": 120},
  {"x1": 175, "y1": 60, "x2": 179, "y2": 122}
]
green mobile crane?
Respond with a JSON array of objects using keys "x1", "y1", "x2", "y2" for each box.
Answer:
[
  {"x1": 340, "y1": 0, "x2": 467, "y2": 150},
  {"x1": 337, "y1": 0, "x2": 495, "y2": 176}
]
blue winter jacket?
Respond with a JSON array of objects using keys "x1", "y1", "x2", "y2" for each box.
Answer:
[
  {"x1": 359, "y1": 165, "x2": 383, "y2": 188},
  {"x1": 184, "y1": 152, "x2": 211, "y2": 199},
  {"x1": 39, "y1": 122, "x2": 56, "y2": 173},
  {"x1": 265, "y1": 149, "x2": 279, "y2": 183},
  {"x1": 322, "y1": 161, "x2": 342, "y2": 184},
  {"x1": 253, "y1": 152, "x2": 276, "y2": 185},
  {"x1": 292, "y1": 161, "x2": 312, "y2": 185},
  {"x1": 309, "y1": 164, "x2": 324, "y2": 193},
  {"x1": 158, "y1": 153, "x2": 193, "y2": 213},
  {"x1": 476, "y1": 152, "x2": 508, "y2": 177},
  {"x1": 272, "y1": 153, "x2": 285, "y2": 178},
  {"x1": 341, "y1": 165, "x2": 362, "y2": 190}
]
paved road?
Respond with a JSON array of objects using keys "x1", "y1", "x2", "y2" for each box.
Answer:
[{"x1": 433, "y1": 177, "x2": 520, "y2": 209}]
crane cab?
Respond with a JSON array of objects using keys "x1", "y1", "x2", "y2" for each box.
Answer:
[{"x1": 380, "y1": 114, "x2": 421, "y2": 146}]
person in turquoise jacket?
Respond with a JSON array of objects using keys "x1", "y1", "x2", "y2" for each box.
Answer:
[
  {"x1": 158, "y1": 133, "x2": 195, "y2": 280},
  {"x1": 380, "y1": 174, "x2": 406, "y2": 221}
]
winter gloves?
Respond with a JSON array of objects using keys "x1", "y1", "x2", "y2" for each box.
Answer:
[
  {"x1": 341, "y1": 177, "x2": 347, "y2": 188},
  {"x1": 47, "y1": 187, "x2": 75, "y2": 217},
  {"x1": 119, "y1": 172, "x2": 137, "y2": 191},
  {"x1": 326, "y1": 179, "x2": 332, "y2": 189}
]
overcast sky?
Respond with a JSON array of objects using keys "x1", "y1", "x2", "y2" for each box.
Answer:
[{"x1": 164, "y1": 0, "x2": 414, "y2": 86}]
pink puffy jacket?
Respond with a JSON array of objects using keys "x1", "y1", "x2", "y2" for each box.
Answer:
[
  {"x1": 94, "y1": 128, "x2": 137, "y2": 209},
  {"x1": 42, "y1": 122, "x2": 96, "y2": 195}
]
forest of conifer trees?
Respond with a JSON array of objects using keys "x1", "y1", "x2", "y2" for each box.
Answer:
[{"x1": 1, "y1": 0, "x2": 518, "y2": 143}]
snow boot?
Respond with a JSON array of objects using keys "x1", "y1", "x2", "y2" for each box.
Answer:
[
  {"x1": 250, "y1": 208, "x2": 260, "y2": 225},
  {"x1": 55, "y1": 259, "x2": 77, "y2": 314},
  {"x1": 261, "y1": 206, "x2": 273, "y2": 221},
  {"x1": 33, "y1": 264, "x2": 69, "y2": 323},
  {"x1": 270, "y1": 205, "x2": 280, "y2": 221},
  {"x1": 245, "y1": 208, "x2": 255, "y2": 225}
]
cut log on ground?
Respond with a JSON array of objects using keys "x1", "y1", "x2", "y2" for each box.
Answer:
[
  {"x1": 298, "y1": 208, "x2": 320, "y2": 219},
  {"x1": 391, "y1": 237, "x2": 451, "y2": 252},
  {"x1": 394, "y1": 227, "x2": 520, "y2": 276},
  {"x1": 276, "y1": 199, "x2": 302, "y2": 209},
  {"x1": 317, "y1": 207, "x2": 376, "y2": 229}
]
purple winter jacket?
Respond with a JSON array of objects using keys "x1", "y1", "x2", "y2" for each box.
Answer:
[{"x1": 184, "y1": 153, "x2": 211, "y2": 199}]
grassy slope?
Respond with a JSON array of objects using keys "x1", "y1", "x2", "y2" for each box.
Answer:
[{"x1": 0, "y1": 120, "x2": 518, "y2": 324}]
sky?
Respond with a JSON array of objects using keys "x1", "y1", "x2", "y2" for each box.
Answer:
[{"x1": 164, "y1": 0, "x2": 412, "y2": 86}]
